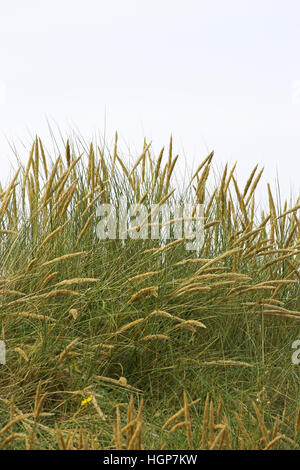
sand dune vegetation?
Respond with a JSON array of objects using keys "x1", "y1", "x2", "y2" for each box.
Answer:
[{"x1": 0, "y1": 133, "x2": 299, "y2": 449}]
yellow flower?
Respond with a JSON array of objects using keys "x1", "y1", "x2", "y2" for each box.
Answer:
[{"x1": 81, "y1": 396, "x2": 92, "y2": 406}]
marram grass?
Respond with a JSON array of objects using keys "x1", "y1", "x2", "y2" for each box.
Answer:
[{"x1": 0, "y1": 133, "x2": 299, "y2": 449}]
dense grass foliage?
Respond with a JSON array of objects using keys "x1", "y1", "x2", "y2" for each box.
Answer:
[{"x1": 0, "y1": 133, "x2": 300, "y2": 449}]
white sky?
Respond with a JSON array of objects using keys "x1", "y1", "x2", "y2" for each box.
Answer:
[{"x1": 0, "y1": 0, "x2": 300, "y2": 203}]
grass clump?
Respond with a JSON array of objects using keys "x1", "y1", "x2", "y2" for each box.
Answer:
[{"x1": 0, "y1": 132, "x2": 299, "y2": 449}]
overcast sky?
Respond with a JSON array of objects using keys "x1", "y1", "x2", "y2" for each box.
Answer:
[{"x1": 1, "y1": 0, "x2": 300, "y2": 203}]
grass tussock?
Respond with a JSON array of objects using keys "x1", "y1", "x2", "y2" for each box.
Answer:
[{"x1": 0, "y1": 132, "x2": 299, "y2": 449}]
